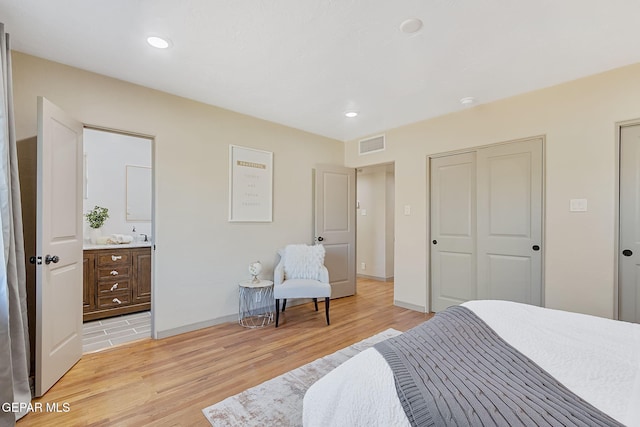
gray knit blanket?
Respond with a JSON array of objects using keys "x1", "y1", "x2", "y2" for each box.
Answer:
[{"x1": 374, "y1": 306, "x2": 624, "y2": 427}]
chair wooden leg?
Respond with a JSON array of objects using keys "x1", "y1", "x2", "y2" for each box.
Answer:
[
  {"x1": 325, "y1": 297, "x2": 330, "y2": 325},
  {"x1": 313, "y1": 298, "x2": 318, "y2": 311},
  {"x1": 282, "y1": 299, "x2": 287, "y2": 312},
  {"x1": 275, "y1": 299, "x2": 280, "y2": 327}
]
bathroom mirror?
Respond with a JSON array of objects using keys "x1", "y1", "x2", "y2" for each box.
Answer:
[{"x1": 126, "y1": 165, "x2": 152, "y2": 221}]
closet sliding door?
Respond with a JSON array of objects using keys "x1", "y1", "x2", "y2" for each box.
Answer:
[
  {"x1": 430, "y1": 137, "x2": 543, "y2": 311},
  {"x1": 430, "y1": 152, "x2": 477, "y2": 312},
  {"x1": 476, "y1": 139, "x2": 543, "y2": 306}
]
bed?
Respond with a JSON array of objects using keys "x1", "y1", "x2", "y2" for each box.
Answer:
[{"x1": 303, "y1": 300, "x2": 640, "y2": 426}]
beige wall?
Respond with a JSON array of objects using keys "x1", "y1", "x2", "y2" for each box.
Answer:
[
  {"x1": 346, "y1": 62, "x2": 640, "y2": 318},
  {"x1": 12, "y1": 52, "x2": 343, "y2": 336}
]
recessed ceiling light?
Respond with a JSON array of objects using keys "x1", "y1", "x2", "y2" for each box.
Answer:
[
  {"x1": 147, "y1": 36, "x2": 170, "y2": 49},
  {"x1": 400, "y1": 18, "x2": 423, "y2": 34},
  {"x1": 460, "y1": 97, "x2": 476, "y2": 106},
  {"x1": 345, "y1": 111, "x2": 359, "y2": 118}
]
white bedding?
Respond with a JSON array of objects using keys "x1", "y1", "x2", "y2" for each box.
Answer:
[{"x1": 303, "y1": 300, "x2": 640, "y2": 427}]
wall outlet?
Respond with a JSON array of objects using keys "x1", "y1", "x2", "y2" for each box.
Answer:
[{"x1": 361, "y1": 262, "x2": 366, "y2": 270}]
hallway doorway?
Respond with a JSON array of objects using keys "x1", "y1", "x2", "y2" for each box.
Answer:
[{"x1": 356, "y1": 163, "x2": 395, "y2": 282}]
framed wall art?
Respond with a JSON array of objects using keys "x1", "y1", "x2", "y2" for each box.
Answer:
[{"x1": 229, "y1": 145, "x2": 273, "y2": 222}]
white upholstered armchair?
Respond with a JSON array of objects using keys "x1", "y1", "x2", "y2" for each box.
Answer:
[{"x1": 273, "y1": 244, "x2": 331, "y2": 327}]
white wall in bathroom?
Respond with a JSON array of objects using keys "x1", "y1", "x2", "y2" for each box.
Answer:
[{"x1": 83, "y1": 128, "x2": 152, "y2": 242}]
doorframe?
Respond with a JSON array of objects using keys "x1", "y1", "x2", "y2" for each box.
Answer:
[
  {"x1": 426, "y1": 135, "x2": 547, "y2": 312},
  {"x1": 83, "y1": 124, "x2": 157, "y2": 337},
  {"x1": 614, "y1": 118, "x2": 640, "y2": 321},
  {"x1": 355, "y1": 162, "x2": 396, "y2": 283}
]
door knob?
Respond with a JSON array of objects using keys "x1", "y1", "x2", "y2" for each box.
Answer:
[
  {"x1": 532, "y1": 245, "x2": 540, "y2": 251},
  {"x1": 317, "y1": 236, "x2": 324, "y2": 242},
  {"x1": 623, "y1": 249, "x2": 633, "y2": 257},
  {"x1": 432, "y1": 240, "x2": 438, "y2": 245},
  {"x1": 44, "y1": 255, "x2": 59, "y2": 265}
]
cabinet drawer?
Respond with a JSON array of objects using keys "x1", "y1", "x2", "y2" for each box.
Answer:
[
  {"x1": 97, "y1": 252, "x2": 130, "y2": 266},
  {"x1": 97, "y1": 280, "x2": 130, "y2": 294},
  {"x1": 97, "y1": 266, "x2": 130, "y2": 280},
  {"x1": 97, "y1": 292, "x2": 130, "y2": 309}
]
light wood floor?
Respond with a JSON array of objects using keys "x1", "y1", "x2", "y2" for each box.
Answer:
[{"x1": 19, "y1": 278, "x2": 432, "y2": 427}]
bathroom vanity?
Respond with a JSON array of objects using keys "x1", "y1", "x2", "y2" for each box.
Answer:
[{"x1": 83, "y1": 243, "x2": 152, "y2": 321}]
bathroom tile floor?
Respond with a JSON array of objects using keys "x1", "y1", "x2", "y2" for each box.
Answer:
[{"x1": 82, "y1": 311, "x2": 151, "y2": 354}]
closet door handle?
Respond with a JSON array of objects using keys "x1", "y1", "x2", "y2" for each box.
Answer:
[
  {"x1": 532, "y1": 245, "x2": 540, "y2": 251},
  {"x1": 623, "y1": 249, "x2": 633, "y2": 257},
  {"x1": 432, "y1": 240, "x2": 438, "y2": 245}
]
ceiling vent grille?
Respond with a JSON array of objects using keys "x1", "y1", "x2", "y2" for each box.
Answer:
[{"x1": 359, "y1": 135, "x2": 385, "y2": 155}]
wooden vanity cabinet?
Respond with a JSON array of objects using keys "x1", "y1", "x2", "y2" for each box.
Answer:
[
  {"x1": 132, "y1": 247, "x2": 152, "y2": 304},
  {"x1": 83, "y1": 246, "x2": 151, "y2": 321},
  {"x1": 82, "y1": 252, "x2": 96, "y2": 312}
]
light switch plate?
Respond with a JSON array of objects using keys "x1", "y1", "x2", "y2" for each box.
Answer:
[{"x1": 569, "y1": 198, "x2": 587, "y2": 212}]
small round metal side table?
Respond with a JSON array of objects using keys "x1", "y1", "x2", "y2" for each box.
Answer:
[{"x1": 238, "y1": 280, "x2": 274, "y2": 328}]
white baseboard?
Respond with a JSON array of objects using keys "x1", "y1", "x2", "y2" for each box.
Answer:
[
  {"x1": 394, "y1": 300, "x2": 427, "y2": 313},
  {"x1": 155, "y1": 313, "x2": 238, "y2": 339},
  {"x1": 356, "y1": 274, "x2": 394, "y2": 282},
  {"x1": 154, "y1": 299, "x2": 314, "y2": 339}
]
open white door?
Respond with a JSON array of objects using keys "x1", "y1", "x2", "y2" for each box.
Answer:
[
  {"x1": 314, "y1": 164, "x2": 356, "y2": 298},
  {"x1": 35, "y1": 97, "x2": 83, "y2": 396}
]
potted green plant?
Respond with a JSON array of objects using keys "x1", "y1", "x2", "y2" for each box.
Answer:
[{"x1": 85, "y1": 206, "x2": 109, "y2": 243}]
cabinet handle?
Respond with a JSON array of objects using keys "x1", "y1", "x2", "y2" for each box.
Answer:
[
  {"x1": 112, "y1": 298, "x2": 122, "y2": 304},
  {"x1": 110, "y1": 270, "x2": 119, "y2": 276},
  {"x1": 110, "y1": 283, "x2": 118, "y2": 291},
  {"x1": 111, "y1": 255, "x2": 122, "y2": 261}
]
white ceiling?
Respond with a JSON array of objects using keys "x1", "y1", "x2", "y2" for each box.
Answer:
[{"x1": 2, "y1": 1, "x2": 640, "y2": 142}]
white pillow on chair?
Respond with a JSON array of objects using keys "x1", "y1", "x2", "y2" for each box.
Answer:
[{"x1": 283, "y1": 244, "x2": 325, "y2": 280}]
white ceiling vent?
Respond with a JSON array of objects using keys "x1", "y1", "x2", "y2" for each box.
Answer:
[{"x1": 359, "y1": 135, "x2": 385, "y2": 155}]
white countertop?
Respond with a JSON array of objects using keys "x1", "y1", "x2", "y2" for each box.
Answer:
[{"x1": 83, "y1": 242, "x2": 152, "y2": 250}]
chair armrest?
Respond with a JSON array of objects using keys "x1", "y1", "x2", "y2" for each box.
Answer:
[
  {"x1": 274, "y1": 260, "x2": 285, "y2": 286},
  {"x1": 319, "y1": 265, "x2": 329, "y2": 283}
]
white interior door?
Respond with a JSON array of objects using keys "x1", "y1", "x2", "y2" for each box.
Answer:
[
  {"x1": 430, "y1": 152, "x2": 477, "y2": 312},
  {"x1": 35, "y1": 97, "x2": 83, "y2": 396},
  {"x1": 619, "y1": 123, "x2": 640, "y2": 323},
  {"x1": 476, "y1": 138, "x2": 543, "y2": 305},
  {"x1": 314, "y1": 164, "x2": 356, "y2": 298}
]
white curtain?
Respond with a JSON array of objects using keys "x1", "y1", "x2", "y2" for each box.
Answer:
[{"x1": 0, "y1": 23, "x2": 30, "y2": 426}]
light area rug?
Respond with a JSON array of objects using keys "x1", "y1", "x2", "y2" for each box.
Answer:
[{"x1": 202, "y1": 328, "x2": 401, "y2": 427}]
